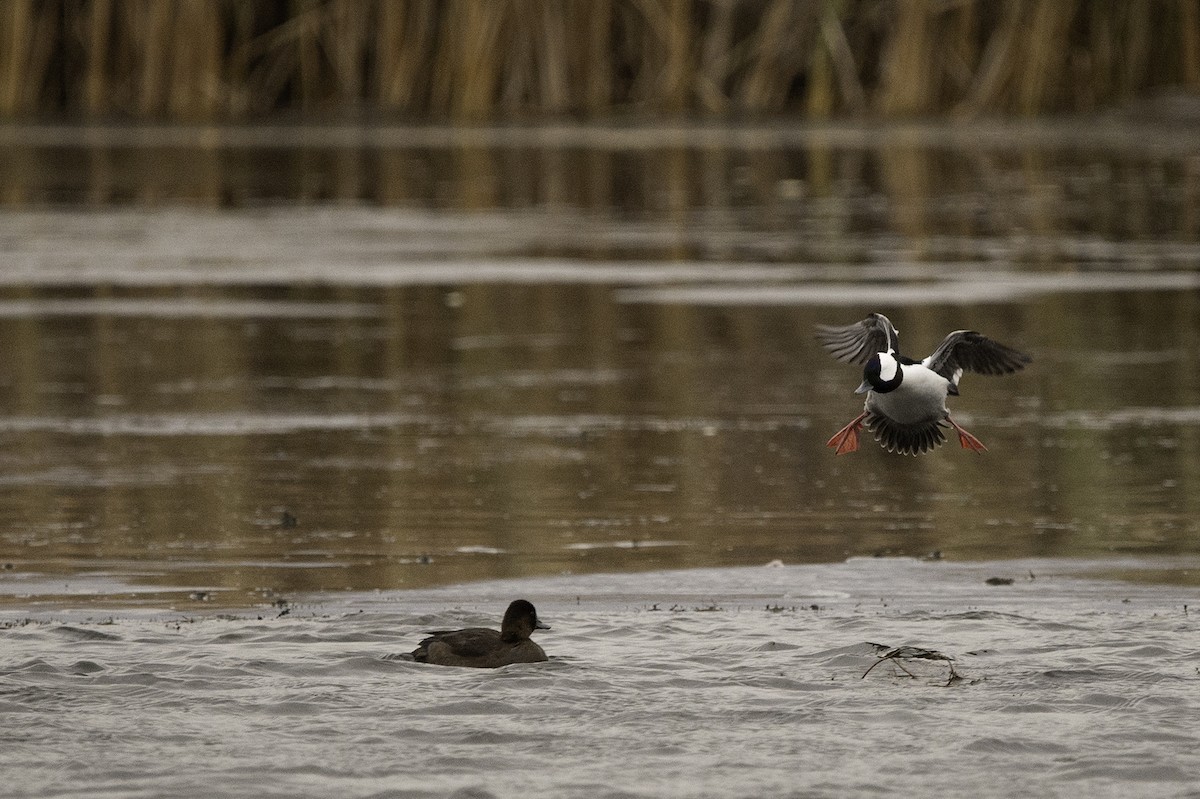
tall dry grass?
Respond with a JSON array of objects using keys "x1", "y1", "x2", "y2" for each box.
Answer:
[{"x1": 0, "y1": 0, "x2": 1196, "y2": 121}]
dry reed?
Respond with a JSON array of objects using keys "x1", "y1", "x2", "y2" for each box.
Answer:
[{"x1": 0, "y1": 0, "x2": 1195, "y2": 121}]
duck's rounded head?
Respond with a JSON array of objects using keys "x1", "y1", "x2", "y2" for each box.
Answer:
[
  {"x1": 857, "y1": 352, "x2": 903, "y2": 394},
  {"x1": 500, "y1": 599, "x2": 549, "y2": 642}
]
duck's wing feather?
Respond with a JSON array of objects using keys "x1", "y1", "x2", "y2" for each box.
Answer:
[
  {"x1": 923, "y1": 330, "x2": 1031, "y2": 384},
  {"x1": 815, "y1": 313, "x2": 900, "y2": 364},
  {"x1": 413, "y1": 627, "x2": 502, "y2": 660}
]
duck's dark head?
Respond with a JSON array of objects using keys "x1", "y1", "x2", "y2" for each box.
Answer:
[
  {"x1": 500, "y1": 599, "x2": 550, "y2": 642},
  {"x1": 856, "y1": 352, "x2": 903, "y2": 394}
]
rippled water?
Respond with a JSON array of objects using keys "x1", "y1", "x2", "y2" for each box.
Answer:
[
  {"x1": 4, "y1": 558, "x2": 1199, "y2": 798},
  {"x1": 1, "y1": 120, "x2": 1199, "y2": 796}
]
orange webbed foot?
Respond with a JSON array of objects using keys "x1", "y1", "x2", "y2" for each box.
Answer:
[
  {"x1": 827, "y1": 412, "x2": 868, "y2": 455},
  {"x1": 948, "y1": 418, "x2": 988, "y2": 453}
]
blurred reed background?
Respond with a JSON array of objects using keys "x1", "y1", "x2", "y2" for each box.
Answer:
[{"x1": 1, "y1": 0, "x2": 1198, "y2": 121}]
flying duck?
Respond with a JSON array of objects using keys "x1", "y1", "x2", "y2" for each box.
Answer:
[
  {"x1": 816, "y1": 313, "x2": 1031, "y2": 456},
  {"x1": 410, "y1": 599, "x2": 549, "y2": 668}
]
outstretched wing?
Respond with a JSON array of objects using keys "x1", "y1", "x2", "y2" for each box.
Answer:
[
  {"x1": 815, "y1": 312, "x2": 900, "y2": 364},
  {"x1": 923, "y1": 330, "x2": 1031, "y2": 388}
]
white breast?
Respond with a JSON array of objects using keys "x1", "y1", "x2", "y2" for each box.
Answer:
[{"x1": 867, "y1": 364, "x2": 950, "y2": 424}]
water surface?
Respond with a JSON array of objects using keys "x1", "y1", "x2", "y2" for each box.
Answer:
[
  {"x1": 1, "y1": 119, "x2": 1199, "y2": 797},
  {"x1": 3, "y1": 558, "x2": 1199, "y2": 798},
  {"x1": 0, "y1": 120, "x2": 1199, "y2": 607}
]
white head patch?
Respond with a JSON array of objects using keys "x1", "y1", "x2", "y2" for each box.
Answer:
[{"x1": 877, "y1": 352, "x2": 899, "y2": 383}]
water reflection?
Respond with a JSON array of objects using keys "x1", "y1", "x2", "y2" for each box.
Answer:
[
  {"x1": 3, "y1": 123, "x2": 1199, "y2": 248},
  {"x1": 0, "y1": 122, "x2": 1197, "y2": 606}
]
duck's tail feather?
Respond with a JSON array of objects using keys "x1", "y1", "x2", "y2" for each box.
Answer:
[{"x1": 864, "y1": 412, "x2": 947, "y2": 456}]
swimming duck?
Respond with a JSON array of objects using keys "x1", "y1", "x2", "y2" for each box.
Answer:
[
  {"x1": 816, "y1": 312, "x2": 1031, "y2": 456},
  {"x1": 410, "y1": 599, "x2": 549, "y2": 668}
]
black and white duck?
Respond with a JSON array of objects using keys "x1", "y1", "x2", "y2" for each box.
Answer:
[{"x1": 816, "y1": 312, "x2": 1031, "y2": 456}]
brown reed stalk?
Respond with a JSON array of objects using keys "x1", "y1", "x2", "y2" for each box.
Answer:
[
  {"x1": 239, "y1": 1, "x2": 323, "y2": 114},
  {"x1": 27, "y1": 3, "x2": 59, "y2": 114},
  {"x1": 430, "y1": 0, "x2": 508, "y2": 119},
  {"x1": 662, "y1": 0, "x2": 694, "y2": 112},
  {"x1": 0, "y1": 0, "x2": 32, "y2": 115},
  {"x1": 0, "y1": 9, "x2": 18, "y2": 114},
  {"x1": 740, "y1": 0, "x2": 807, "y2": 112},
  {"x1": 958, "y1": 0, "x2": 1023, "y2": 116},
  {"x1": 82, "y1": 0, "x2": 114, "y2": 115},
  {"x1": 696, "y1": 0, "x2": 733, "y2": 113},
  {"x1": 818, "y1": 0, "x2": 866, "y2": 115},
  {"x1": 134, "y1": 0, "x2": 172, "y2": 116},
  {"x1": 1182, "y1": 0, "x2": 1200, "y2": 88},
  {"x1": 374, "y1": 0, "x2": 405, "y2": 107},
  {"x1": 224, "y1": 1, "x2": 257, "y2": 117},
  {"x1": 1086, "y1": 1, "x2": 1116, "y2": 105},
  {"x1": 499, "y1": 0, "x2": 535, "y2": 111},
  {"x1": 0, "y1": 0, "x2": 1193, "y2": 121},
  {"x1": 513, "y1": 0, "x2": 591, "y2": 115},
  {"x1": 1013, "y1": 0, "x2": 1078, "y2": 115},
  {"x1": 328, "y1": 0, "x2": 365, "y2": 106},
  {"x1": 536, "y1": 0, "x2": 572, "y2": 113},
  {"x1": 940, "y1": 0, "x2": 979, "y2": 100},
  {"x1": 237, "y1": 19, "x2": 293, "y2": 115},
  {"x1": 876, "y1": 0, "x2": 938, "y2": 116},
  {"x1": 1116, "y1": 1, "x2": 1153, "y2": 102},
  {"x1": 802, "y1": 0, "x2": 865, "y2": 119},
  {"x1": 376, "y1": 0, "x2": 435, "y2": 110},
  {"x1": 805, "y1": 20, "x2": 835, "y2": 117},
  {"x1": 632, "y1": 0, "x2": 704, "y2": 112},
  {"x1": 611, "y1": 0, "x2": 645, "y2": 105},
  {"x1": 582, "y1": 0, "x2": 614, "y2": 112},
  {"x1": 0, "y1": 0, "x2": 58, "y2": 116},
  {"x1": 168, "y1": 0, "x2": 224, "y2": 119},
  {"x1": 292, "y1": 0, "x2": 324, "y2": 110}
]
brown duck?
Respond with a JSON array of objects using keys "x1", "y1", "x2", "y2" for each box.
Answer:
[{"x1": 411, "y1": 599, "x2": 549, "y2": 668}]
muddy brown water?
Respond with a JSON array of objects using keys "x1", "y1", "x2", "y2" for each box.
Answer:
[{"x1": 1, "y1": 121, "x2": 1198, "y2": 607}]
